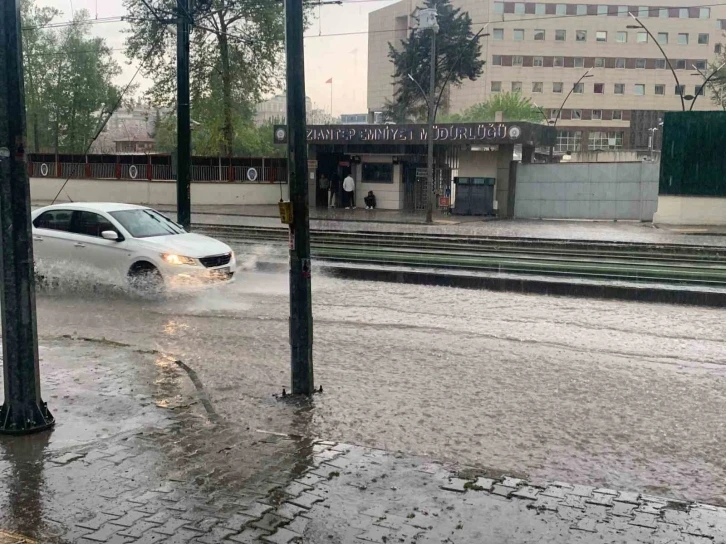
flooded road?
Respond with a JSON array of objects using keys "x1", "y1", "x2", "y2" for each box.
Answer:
[{"x1": 28, "y1": 247, "x2": 726, "y2": 505}]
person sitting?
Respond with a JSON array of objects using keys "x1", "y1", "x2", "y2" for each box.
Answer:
[{"x1": 364, "y1": 191, "x2": 376, "y2": 210}]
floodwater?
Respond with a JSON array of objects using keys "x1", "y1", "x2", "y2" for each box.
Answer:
[{"x1": 27, "y1": 243, "x2": 726, "y2": 505}]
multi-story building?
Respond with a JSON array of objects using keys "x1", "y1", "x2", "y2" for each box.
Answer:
[
  {"x1": 368, "y1": 0, "x2": 725, "y2": 153},
  {"x1": 254, "y1": 94, "x2": 313, "y2": 126}
]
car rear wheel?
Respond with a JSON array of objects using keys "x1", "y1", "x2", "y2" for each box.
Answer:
[{"x1": 128, "y1": 263, "x2": 164, "y2": 294}]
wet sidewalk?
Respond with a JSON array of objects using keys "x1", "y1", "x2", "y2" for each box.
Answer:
[{"x1": 2, "y1": 338, "x2": 726, "y2": 543}]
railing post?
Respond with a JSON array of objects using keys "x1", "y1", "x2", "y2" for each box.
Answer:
[
  {"x1": 115, "y1": 155, "x2": 121, "y2": 179},
  {"x1": 84, "y1": 155, "x2": 91, "y2": 178},
  {"x1": 147, "y1": 155, "x2": 152, "y2": 181}
]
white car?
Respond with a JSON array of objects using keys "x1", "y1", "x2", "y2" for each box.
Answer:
[{"x1": 32, "y1": 203, "x2": 236, "y2": 290}]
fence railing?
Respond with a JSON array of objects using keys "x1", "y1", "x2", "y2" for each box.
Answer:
[{"x1": 29, "y1": 158, "x2": 287, "y2": 183}]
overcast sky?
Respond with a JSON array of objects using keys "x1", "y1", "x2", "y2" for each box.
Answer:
[{"x1": 36, "y1": 0, "x2": 400, "y2": 115}]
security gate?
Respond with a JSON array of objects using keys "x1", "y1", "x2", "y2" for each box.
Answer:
[{"x1": 452, "y1": 177, "x2": 495, "y2": 215}]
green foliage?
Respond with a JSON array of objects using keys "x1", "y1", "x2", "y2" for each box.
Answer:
[
  {"x1": 21, "y1": 0, "x2": 122, "y2": 153},
  {"x1": 383, "y1": 0, "x2": 484, "y2": 122},
  {"x1": 706, "y1": 56, "x2": 726, "y2": 110},
  {"x1": 439, "y1": 93, "x2": 544, "y2": 123},
  {"x1": 123, "y1": 0, "x2": 285, "y2": 156}
]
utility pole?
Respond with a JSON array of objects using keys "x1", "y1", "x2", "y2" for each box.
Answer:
[
  {"x1": 0, "y1": 0, "x2": 54, "y2": 435},
  {"x1": 419, "y1": 8, "x2": 438, "y2": 224},
  {"x1": 285, "y1": 0, "x2": 314, "y2": 395},
  {"x1": 177, "y1": 0, "x2": 192, "y2": 230}
]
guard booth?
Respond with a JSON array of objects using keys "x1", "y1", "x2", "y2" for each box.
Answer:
[
  {"x1": 273, "y1": 122, "x2": 556, "y2": 218},
  {"x1": 452, "y1": 177, "x2": 495, "y2": 216}
]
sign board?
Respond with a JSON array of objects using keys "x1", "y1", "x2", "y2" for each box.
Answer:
[
  {"x1": 438, "y1": 196, "x2": 451, "y2": 208},
  {"x1": 246, "y1": 167, "x2": 258, "y2": 182},
  {"x1": 307, "y1": 160, "x2": 318, "y2": 170},
  {"x1": 416, "y1": 168, "x2": 428, "y2": 178}
]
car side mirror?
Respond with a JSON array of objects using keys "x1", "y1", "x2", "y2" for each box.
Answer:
[{"x1": 101, "y1": 230, "x2": 120, "y2": 241}]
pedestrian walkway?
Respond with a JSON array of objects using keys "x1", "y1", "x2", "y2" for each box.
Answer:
[{"x1": 1, "y1": 337, "x2": 725, "y2": 543}]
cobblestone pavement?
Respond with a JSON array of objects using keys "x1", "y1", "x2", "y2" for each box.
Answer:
[{"x1": 2, "y1": 338, "x2": 726, "y2": 543}]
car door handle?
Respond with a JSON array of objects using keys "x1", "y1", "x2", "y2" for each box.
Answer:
[
  {"x1": 74, "y1": 242, "x2": 86, "y2": 248},
  {"x1": 33, "y1": 236, "x2": 43, "y2": 242}
]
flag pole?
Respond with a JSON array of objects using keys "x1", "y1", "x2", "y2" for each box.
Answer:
[{"x1": 330, "y1": 79, "x2": 333, "y2": 120}]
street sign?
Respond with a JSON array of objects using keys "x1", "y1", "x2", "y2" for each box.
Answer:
[
  {"x1": 307, "y1": 160, "x2": 318, "y2": 170},
  {"x1": 246, "y1": 167, "x2": 258, "y2": 181},
  {"x1": 416, "y1": 168, "x2": 428, "y2": 178}
]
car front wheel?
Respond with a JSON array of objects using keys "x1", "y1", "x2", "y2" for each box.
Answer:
[{"x1": 128, "y1": 263, "x2": 164, "y2": 294}]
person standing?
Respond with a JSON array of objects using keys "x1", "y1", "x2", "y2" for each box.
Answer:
[
  {"x1": 319, "y1": 174, "x2": 330, "y2": 208},
  {"x1": 343, "y1": 172, "x2": 356, "y2": 209},
  {"x1": 329, "y1": 172, "x2": 340, "y2": 208}
]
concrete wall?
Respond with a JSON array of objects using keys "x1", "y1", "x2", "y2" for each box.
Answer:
[
  {"x1": 566, "y1": 151, "x2": 659, "y2": 163},
  {"x1": 514, "y1": 162, "x2": 659, "y2": 221},
  {"x1": 654, "y1": 196, "x2": 726, "y2": 225},
  {"x1": 352, "y1": 156, "x2": 402, "y2": 210},
  {"x1": 31, "y1": 177, "x2": 289, "y2": 206}
]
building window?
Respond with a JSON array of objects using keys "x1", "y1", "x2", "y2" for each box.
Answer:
[
  {"x1": 695, "y1": 60, "x2": 707, "y2": 70},
  {"x1": 638, "y1": 6, "x2": 649, "y2": 17},
  {"x1": 659, "y1": 8, "x2": 668, "y2": 18},
  {"x1": 534, "y1": 56, "x2": 544, "y2": 67},
  {"x1": 574, "y1": 57, "x2": 584, "y2": 68},
  {"x1": 573, "y1": 82, "x2": 584, "y2": 93},
  {"x1": 616, "y1": 58, "x2": 626, "y2": 68},
  {"x1": 556, "y1": 30, "x2": 566, "y2": 41},
  {"x1": 576, "y1": 4, "x2": 587, "y2": 15},
  {"x1": 512, "y1": 81, "x2": 522, "y2": 92},
  {"x1": 493, "y1": 2, "x2": 504, "y2": 14},
  {"x1": 678, "y1": 33, "x2": 689, "y2": 45},
  {"x1": 492, "y1": 55, "x2": 502, "y2": 65},
  {"x1": 514, "y1": 3, "x2": 525, "y2": 14},
  {"x1": 656, "y1": 58, "x2": 666, "y2": 69},
  {"x1": 576, "y1": 30, "x2": 587, "y2": 42},
  {"x1": 534, "y1": 29, "x2": 545, "y2": 41},
  {"x1": 491, "y1": 81, "x2": 502, "y2": 92},
  {"x1": 597, "y1": 5, "x2": 608, "y2": 15},
  {"x1": 700, "y1": 7, "x2": 710, "y2": 18},
  {"x1": 696, "y1": 85, "x2": 705, "y2": 96},
  {"x1": 698, "y1": 33, "x2": 709, "y2": 44},
  {"x1": 676, "y1": 59, "x2": 686, "y2": 70},
  {"x1": 616, "y1": 31, "x2": 627, "y2": 43},
  {"x1": 493, "y1": 28, "x2": 504, "y2": 40},
  {"x1": 513, "y1": 55, "x2": 523, "y2": 66},
  {"x1": 571, "y1": 110, "x2": 582, "y2": 120},
  {"x1": 614, "y1": 83, "x2": 625, "y2": 94},
  {"x1": 513, "y1": 29, "x2": 524, "y2": 41},
  {"x1": 637, "y1": 32, "x2": 648, "y2": 43},
  {"x1": 612, "y1": 110, "x2": 623, "y2": 120},
  {"x1": 596, "y1": 31, "x2": 607, "y2": 42},
  {"x1": 679, "y1": 7, "x2": 688, "y2": 18},
  {"x1": 657, "y1": 32, "x2": 668, "y2": 44},
  {"x1": 595, "y1": 58, "x2": 605, "y2": 67},
  {"x1": 594, "y1": 83, "x2": 604, "y2": 93},
  {"x1": 556, "y1": 130, "x2": 582, "y2": 152},
  {"x1": 592, "y1": 109, "x2": 603, "y2": 120},
  {"x1": 554, "y1": 56, "x2": 564, "y2": 67},
  {"x1": 618, "y1": 5, "x2": 628, "y2": 16},
  {"x1": 589, "y1": 131, "x2": 623, "y2": 150},
  {"x1": 635, "y1": 84, "x2": 645, "y2": 95},
  {"x1": 675, "y1": 84, "x2": 685, "y2": 95},
  {"x1": 535, "y1": 3, "x2": 546, "y2": 15},
  {"x1": 553, "y1": 82, "x2": 564, "y2": 93},
  {"x1": 532, "y1": 81, "x2": 543, "y2": 93},
  {"x1": 556, "y1": 4, "x2": 566, "y2": 15},
  {"x1": 717, "y1": 44, "x2": 723, "y2": 54},
  {"x1": 636, "y1": 58, "x2": 646, "y2": 69},
  {"x1": 655, "y1": 84, "x2": 665, "y2": 95}
]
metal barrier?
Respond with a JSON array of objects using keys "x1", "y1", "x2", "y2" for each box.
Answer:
[
  {"x1": 90, "y1": 163, "x2": 116, "y2": 179},
  {"x1": 152, "y1": 165, "x2": 173, "y2": 180}
]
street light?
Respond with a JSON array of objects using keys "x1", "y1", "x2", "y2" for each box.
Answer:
[
  {"x1": 549, "y1": 70, "x2": 594, "y2": 162},
  {"x1": 690, "y1": 62, "x2": 726, "y2": 110},
  {"x1": 627, "y1": 13, "x2": 685, "y2": 111}
]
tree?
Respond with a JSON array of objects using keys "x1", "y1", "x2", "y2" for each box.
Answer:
[
  {"x1": 705, "y1": 54, "x2": 726, "y2": 111},
  {"x1": 383, "y1": 0, "x2": 484, "y2": 122},
  {"x1": 123, "y1": 0, "x2": 285, "y2": 157},
  {"x1": 439, "y1": 92, "x2": 543, "y2": 123},
  {"x1": 21, "y1": 1, "x2": 122, "y2": 153}
]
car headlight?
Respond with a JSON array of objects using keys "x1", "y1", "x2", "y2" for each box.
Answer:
[{"x1": 161, "y1": 254, "x2": 198, "y2": 266}]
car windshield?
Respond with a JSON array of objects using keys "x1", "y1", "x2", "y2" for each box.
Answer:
[{"x1": 109, "y1": 209, "x2": 186, "y2": 238}]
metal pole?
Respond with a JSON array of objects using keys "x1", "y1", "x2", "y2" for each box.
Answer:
[
  {"x1": 0, "y1": 0, "x2": 54, "y2": 435},
  {"x1": 425, "y1": 28, "x2": 436, "y2": 224},
  {"x1": 286, "y1": 0, "x2": 314, "y2": 395},
  {"x1": 176, "y1": 0, "x2": 191, "y2": 230}
]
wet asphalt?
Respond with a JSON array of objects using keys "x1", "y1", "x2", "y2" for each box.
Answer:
[{"x1": 23, "y1": 238, "x2": 726, "y2": 507}]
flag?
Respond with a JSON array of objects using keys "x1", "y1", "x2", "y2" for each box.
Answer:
[{"x1": 325, "y1": 78, "x2": 333, "y2": 84}]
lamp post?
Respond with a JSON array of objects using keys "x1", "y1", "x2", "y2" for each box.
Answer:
[
  {"x1": 550, "y1": 69, "x2": 593, "y2": 162},
  {"x1": 690, "y1": 62, "x2": 726, "y2": 110},
  {"x1": 627, "y1": 14, "x2": 685, "y2": 111}
]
